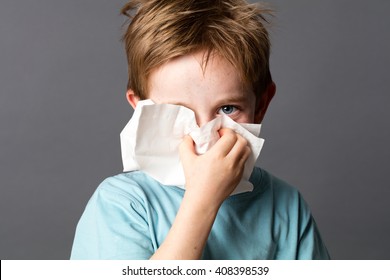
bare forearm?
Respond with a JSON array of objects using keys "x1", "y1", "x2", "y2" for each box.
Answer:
[
  {"x1": 150, "y1": 193, "x2": 220, "y2": 260},
  {"x1": 150, "y1": 130, "x2": 249, "y2": 259}
]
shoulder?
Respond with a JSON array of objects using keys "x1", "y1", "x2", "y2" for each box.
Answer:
[
  {"x1": 250, "y1": 167, "x2": 330, "y2": 259},
  {"x1": 86, "y1": 172, "x2": 148, "y2": 207},
  {"x1": 251, "y1": 166, "x2": 302, "y2": 200},
  {"x1": 250, "y1": 167, "x2": 313, "y2": 223},
  {"x1": 71, "y1": 172, "x2": 161, "y2": 259},
  {"x1": 88, "y1": 171, "x2": 184, "y2": 215},
  {"x1": 98, "y1": 171, "x2": 156, "y2": 192},
  {"x1": 95, "y1": 171, "x2": 178, "y2": 200},
  {"x1": 71, "y1": 171, "x2": 183, "y2": 259}
]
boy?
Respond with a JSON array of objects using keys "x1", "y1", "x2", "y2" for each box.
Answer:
[{"x1": 71, "y1": 0, "x2": 329, "y2": 259}]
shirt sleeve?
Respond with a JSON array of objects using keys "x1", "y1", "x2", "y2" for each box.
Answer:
[
  {"x1": 70, "y1": 179, "x2": 154, "y2": 260},
  {"x1": 296, "y1": 194, "x2": 330, "y2": 260}
]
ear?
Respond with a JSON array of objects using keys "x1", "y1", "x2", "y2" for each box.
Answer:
[
  {"x1": 126, "y1": 90, "x2": 140, "y2": 109},
  {"x1": 254, "y1": 82, "x2": 276, "y2": 124}
]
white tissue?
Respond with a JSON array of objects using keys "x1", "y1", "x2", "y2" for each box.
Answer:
[{"x1": 120, "y1": 99, "x2": 264, "y2": 195}]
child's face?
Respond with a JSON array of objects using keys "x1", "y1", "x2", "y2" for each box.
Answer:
[{"x1": 129, "y1": 50, "x2": 271, "y2": 126}]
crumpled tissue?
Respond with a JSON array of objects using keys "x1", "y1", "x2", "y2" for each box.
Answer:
[{"x1": 120, "y1": 99, "x2": 264, "y2": 195}]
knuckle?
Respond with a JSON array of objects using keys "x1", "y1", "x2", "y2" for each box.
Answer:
[
  {"x1": 226, "y1": 130, "x2": 237, "y2": 141},
  {"x1": 179, "y1": 141, "x2": 186, "y2": 153},
  {"x1": 239, "y1": 135, "x2": 248, "y2": 146},
  {"x1": 244, "y1": 147, "x2": 251, "y2": 159}
]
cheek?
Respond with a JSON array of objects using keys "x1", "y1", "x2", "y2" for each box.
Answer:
[
  {"x1": 235, "y1": 111, "x2": 256, "y2": 124},
  {"x1": 242, "y1": 104, "x2": 257, "y2": 123}
]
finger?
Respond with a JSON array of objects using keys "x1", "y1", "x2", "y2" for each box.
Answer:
[
  {"x1": 179, "y1": 135, "x2": 196, "y2": 165},
  {"x1": 234, "y1": 147, "x2": 250, "y2": 181},
  {"x1": 237, "y1": 145, "x2": 251, "y2": 168},
  {"x1": 227, "y1": 134, "x2": 251, "y2": 162},
  {"x1": 211, "y1": 128, "x2": 238, "y2": 156},
  {"x1": 218, "y1": 127, "x2": 234, "y2": 137},
  {"x1": 229, "y1": 143, "x2": 250, "y2": 180}
]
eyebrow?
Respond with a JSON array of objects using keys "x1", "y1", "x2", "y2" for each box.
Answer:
[
  {"x1": 214, "y1": 93, "x2": 252, "y2": 105},
  {"x1": 169, "y1": 101, "x2": 193, "y2": 109}
]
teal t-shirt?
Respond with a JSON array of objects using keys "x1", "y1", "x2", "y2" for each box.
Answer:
[{"x1": 70, "y1": 167, "x2": 330, "y2": 259}]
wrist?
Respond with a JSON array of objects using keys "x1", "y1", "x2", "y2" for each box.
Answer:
[{"x1": 182, "y1": 188, "x2": 222, "y2": 217}]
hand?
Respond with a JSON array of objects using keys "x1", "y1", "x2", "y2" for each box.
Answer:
[
  {"x1": 179, "y1": 128, "x2": 251, "y2": 211},
  {"x1": 151, "y1": 128, "x2": 250, "y2": 259}
]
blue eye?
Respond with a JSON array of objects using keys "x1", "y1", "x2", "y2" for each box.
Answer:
[{"x1": 218, "y1": 105, "x2": 237, "y2": 115}]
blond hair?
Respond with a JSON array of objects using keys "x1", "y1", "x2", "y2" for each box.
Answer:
[{"x1": 121, "y1": 0, "x2": 273, "y2": 99}]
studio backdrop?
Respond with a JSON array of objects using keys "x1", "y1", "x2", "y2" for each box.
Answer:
[{"x1": 0, "y1": 0, "x2": 389, "y2": 259}]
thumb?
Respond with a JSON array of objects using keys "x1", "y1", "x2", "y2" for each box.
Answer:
[{"x1": 179, "y1": 135, "x2": 196, "y2": 165}]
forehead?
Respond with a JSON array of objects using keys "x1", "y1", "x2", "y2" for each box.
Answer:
[
  {"x1": 146, "y1": 50, "x2": 259, "y2": 125},
  {"x1": 147, "y1": 51, "x2": 249, "y2": 101}
]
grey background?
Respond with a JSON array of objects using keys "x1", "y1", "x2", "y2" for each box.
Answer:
[{"x1": 0, "y1": 0, "x2": 389, "y2": 259}]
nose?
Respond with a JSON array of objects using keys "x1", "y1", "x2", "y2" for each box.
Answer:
[{"x1": 194, "y1": 111, "x2": 215, "y2": 127}]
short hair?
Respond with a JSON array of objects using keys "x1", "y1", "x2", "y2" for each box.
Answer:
[{"x1": 121, "y1": 0, "x2": 273, "y2": 99}]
